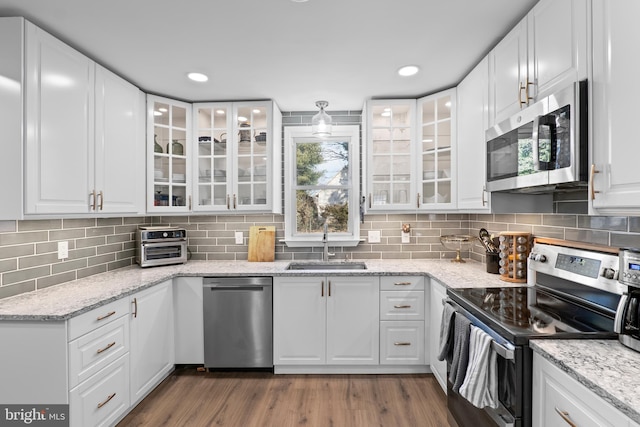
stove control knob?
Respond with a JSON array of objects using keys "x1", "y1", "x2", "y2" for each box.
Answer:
[
  {"x1": 163, "y1": 232, "x2": 168, "y2": 238},
  {"x1": 533, "y1": 254, "x2": 547, "y2": 263},
  {"x1": 601, "y1": 268, "x2": 616, "y2": 280}
]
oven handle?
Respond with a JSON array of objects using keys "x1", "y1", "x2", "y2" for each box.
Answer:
[
  {"x1": 444, "y1": 298, "x2": 515, "y2": 361},
  {"x1": 485, "y1": 403, "x2": 516, "y2": 427}
]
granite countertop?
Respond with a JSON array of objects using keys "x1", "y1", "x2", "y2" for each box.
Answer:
[
  {"x1": 0, "y1": 258, "x2": 509, "y2": 321},
  {"x1": 531, "y1": 339, "x2": 640, "y2": 423}
]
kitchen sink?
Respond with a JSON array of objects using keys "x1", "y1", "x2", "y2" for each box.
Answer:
[{"x1": 286, "y1": 262, "x2": 367, "y2": 271}]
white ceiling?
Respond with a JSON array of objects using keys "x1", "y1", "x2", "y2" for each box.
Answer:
[{"x1": 0, "y1": 0, "x2": 538, "y2": 111}]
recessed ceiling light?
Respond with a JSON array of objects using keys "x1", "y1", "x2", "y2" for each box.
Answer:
[
  {"x1": 397, "y1": 65, "x2": 419, "y2": 77},
  {"x1": 253, "y1": 109, "x2": 261, "y2": 114},
  {"x1": 291, "y1": 0, "x2": 309, "y2": 3},
  {"x1": 381, "y1": 111, "x2": 391, "y2": 117},
  {"x1": 158, "y1": 107, "x2": 168, "y2": 112},
  {"x1": 153, "y1": 111, "x2": 162, "y2": 116},
  {"x1": 216, "y1": 110, "x2": 225, "y2": 115},
  {"x1": 238, "y1": 116, "x2": 248, "y2": 122},
  {"x1": 187, "y1": 72, "x2": 209, "y2": 82}
]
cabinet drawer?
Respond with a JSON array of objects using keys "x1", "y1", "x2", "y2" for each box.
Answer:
[
  {"x1": 380, "y1": 321, "x2": 425, "y2": 365},
  {"x1": 69, "y1": 315, "x2": 129, "y2": 388},
  {"x1": 68, "y1": 298, "x2": 130, "y2": 341},
  {"x1": 69, "y1": 354, "x2": 130, "y2": 427},
  {"x1": 380, "y1": 291, "x2": 425, "y2": 320},
  {"x1": 380, "y1": 276, "x2": 424, "y2": 291}
]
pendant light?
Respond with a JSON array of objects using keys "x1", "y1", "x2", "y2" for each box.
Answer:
[{"x1": 311, "y1": 100, "x2": 332, "y2": 138}]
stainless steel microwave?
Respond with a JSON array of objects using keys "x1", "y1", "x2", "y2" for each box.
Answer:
[{"x1": 485, "y1": 80, "x2": 588, "y2": 193}]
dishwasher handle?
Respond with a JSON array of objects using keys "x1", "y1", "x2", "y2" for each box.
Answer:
[{"x1": 204, "y1": 284, "x2": 267, "y2": 291}]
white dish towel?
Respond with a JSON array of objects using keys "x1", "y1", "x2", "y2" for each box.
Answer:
[{"x1": 459, "y1": 325, "x2": 499, "y2": 409}]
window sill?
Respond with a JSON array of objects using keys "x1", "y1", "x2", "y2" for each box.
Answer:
[{"x1": 281, "y1": 238, "x2": 364, "y2": 248}]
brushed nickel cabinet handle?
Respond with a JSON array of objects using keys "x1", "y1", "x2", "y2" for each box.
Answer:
[
  {"x1": 226, "y1": 194, "x2": 230, "y2": 210},
  {"x1": 96, "y1": 341, "x2": 116, "y2": 354},
  {"x1": 394, "y1": 342, "x2": 411, "y2": 346},
  {"x1": 394, "y1": 282, "x2": 412, "y2": 286},
  {"x1": 233, "y1": 194, "x2": 237, "y2": 209},
  {"x1": 554, "y1": 407, "x2": 577, "y2": 427},
  {"x1": 89, "y1": 190, "x2": 97, "y2": 210},
  {"x1": 98, "y1": 190, "x2": 104, "y2": 210},
  {"x1": 321, "y1": 280, "x2": 324, "y2": 297},
  {"x1": 328, "y1": 280, "x2": 332, "y2": 297},
  {"x1": 368, "y1": 193, "x2": 372, "y2": 209},
  {"x1": 482, "y1": 186, "x2": 486, "y2": 206},
  {"x1": 132, "y1": 298, "x2": 138, "y2": 318},
  {"x1": 393, "y1": 304, "x2": 412, "y2": 309},
  {"x1": 590, "y1": 164, "x2": 600, "y2": 200},
  {"x1": 416, "y1": 193, "x2": 420, "y2": 208},
  {"x1": 96, "y1": 311, "x2": 116, "y2": 321},
  {"x1": 97, "y1": 393, "x2": 116, "y2": 409},
  {"x1": 188, "y1": 195, "x2": 192, "y2": 210}
]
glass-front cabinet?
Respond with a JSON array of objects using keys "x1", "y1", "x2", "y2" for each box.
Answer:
[
  {"x1": 365, "y1": 100, "x2": 416, "y2": 211},
  {"x1": 147, "y1": 95, "x2": 192, "y2": 212},
  {"x1": 417, "y1": 89, "x2": 456, "y2": 209},
  {"x1": 193, "y1": 101, "x2": 281, "y2": 212}
]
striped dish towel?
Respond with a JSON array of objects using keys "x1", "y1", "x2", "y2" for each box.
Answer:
[{"x1": 458, "y1": 325, "x2": 499, "y2": 409}]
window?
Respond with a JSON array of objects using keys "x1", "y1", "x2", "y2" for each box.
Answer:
[{"x1": 284, "y1": 125, "x2": 361, "y2": 247}]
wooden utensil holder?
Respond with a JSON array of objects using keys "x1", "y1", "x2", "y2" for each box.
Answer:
[{"x1": 498, "y1": 232, "x2": 531, "y2": 283}]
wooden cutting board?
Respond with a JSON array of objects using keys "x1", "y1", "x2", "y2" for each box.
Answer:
[{"x1": 247, "y1": 226, "x2": 275, "y2": 262}]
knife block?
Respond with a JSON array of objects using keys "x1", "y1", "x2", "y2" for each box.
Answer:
[{"x1": 498, "y1": 232, "x2": 531, "y2": 283}]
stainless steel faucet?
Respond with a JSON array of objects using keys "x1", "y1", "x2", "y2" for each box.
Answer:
[{"x1": 322, "y1": 221, "x2": 335, "y2": 261}]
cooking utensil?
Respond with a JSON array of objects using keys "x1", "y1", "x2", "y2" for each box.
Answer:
[{"x1": 479, "y1": 228, "x2": 499, "y2": 253}]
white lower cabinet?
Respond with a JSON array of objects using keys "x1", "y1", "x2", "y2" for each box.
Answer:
[
  {"x1": 532, "y1": 352, "x2": 634, "y2": 427},
  {"x1": 69, "y1": 355, "x2": 130, "y2": 427},
  {"x1": 273, "y1": 276, "x2": 380, "y2": 369},
  {"x1": 173, "y1": 276, "x2": 204, "y2": 364},
  {"x1": 429, "y1": 278, "x2": 447, "y2": 393},
  {"x1": 129, "y1": 280, "x2": 175, "y2": 405},
  {"x1": 379, "y1": 276, "x2": 426, "y2": 365}
]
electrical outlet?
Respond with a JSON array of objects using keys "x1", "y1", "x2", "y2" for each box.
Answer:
[
  {"x1": 235, "y1": 231, "x2": 243, "y2": 244},
  {"x1": 368, "y1": 230, "x2": 381, "y2": 243},
  {"x1": 57, "y1": 241, "x2": 69, "y2": 260},
  {"x1": 401, "y1": 232, "x2": 410, "y2": 244}
]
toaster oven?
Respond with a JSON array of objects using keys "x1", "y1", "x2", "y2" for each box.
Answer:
[{"x1": 136, "y1": 226, "x2": 187, "y2": 267}]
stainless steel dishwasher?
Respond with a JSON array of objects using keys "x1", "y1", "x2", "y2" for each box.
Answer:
[{"x1": 203, "y1": 277, "x2": 273, "y2": 368}]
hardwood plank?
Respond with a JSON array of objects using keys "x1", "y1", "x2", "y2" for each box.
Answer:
[{"x1": 117, "y1": 370, "x2": 449, "y2": 427}]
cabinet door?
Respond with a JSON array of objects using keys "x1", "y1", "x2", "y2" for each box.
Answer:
[
  {"x1": 326, "y1": 276, "x2": 379, "y2": 364},
  {"x1": 418, "y1": 89, "x2": 456, "y2": 210},
  {"x1": 129, "y1": 280, "x2": 174, "y2": 405},
  {"x1": 528, "y1": 0, "x2": 589, "y2": 100},
  {"x1": 488, "y1": 19, "x2": 528, "y2": 125},
  {"x1": 147, "y1": 95, "x2": 192, "y2": 212},
  {"x1": 173, "y1": 277, "x2": 204, "y2": 364},
  {"x1": 429, "y1": 279, "x2": 447, "y2": 393},
  {"x1": 366, "y1": 100, "x2": 416, "y2": 211},
  {"x1": 457, "y1": 57, "x2": 490, "y2": 211},
  {"x1": 273, "y1": 277, "x2": 326, "y2": 365},
  {"x1": 24, "y1": 22, "x2": 94, "y2": 214},
  {"x1": 590, "y1": 0, "x2": 640, "y2": 214},
  {"x1": 94, "y1": 66, "x2": 145, "y2": 214}
]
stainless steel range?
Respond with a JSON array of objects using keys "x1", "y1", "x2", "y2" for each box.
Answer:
[{"x1": 444, "y1": 238, "x2": 625, "y2": 427}]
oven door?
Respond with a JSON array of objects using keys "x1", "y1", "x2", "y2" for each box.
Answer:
[
  {"x1": 140, "y1": 240, "x2": 187, "y2": 267},
  {"x1": 446, "y1": 301, "x2": 529, "y2": 427}
]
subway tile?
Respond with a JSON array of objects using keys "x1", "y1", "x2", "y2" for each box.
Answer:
[
  {"x1": 86, "y1": 226, "x2": 116, "y2": 237},
  {"x1": 116, "y1": 249, "x2": 135, "y2": 260},
  {"x1": 124, "y1": 217, "x2": 150, "y2": 225},
  {"x1": 542, "y1": 214, "x2": 577, "y2": 228},
  {"x1": 0, "y1": 221, "x2": 16, "y2": 233},
  {"x1": 382, "y1": 252, "x2": 410, "y2": 259},
  {"x1": 0, "y1": 231, "x2": 48, "y2": 246},
  {"x1": 0, "y1": 281, "x2": 35, "y2": 299},
  {"x1": 69, "y1": 247, "x2": 97, "y2": 260},
  {"x1": 63, "y1": 218, "x2": 96, "y2": 229},
  {"x1": 108, "y1": 259, "x2": 133, "y2": 271},
  {"x1": 49, "y1": 228, "x2": 86, "y2": 241},
  {"x1": 0, "y1": 244, "x2": 35, "y2": 260},
  {"x1": 37, "y1": 271, "x2": 76, "y2": 290},
  {"x1": 114, "y1": 225, "x2": 141, "y2": 234},
  {"x1": 564, "y1": 229, "x2": 610, "y2": 246},
  {"x1": 3, "y1": 266, "x2": 50, "y2": 286},
  {"x1": 0, "y1": 259, "x2": 17, "y2": 273},
  {"x1": 106, "y1": 234, "x2": 133, "y2": 244},
  {"x1": 97, "y1": 243, "x2": 124, "y2": 255},
  {"x1": 52, "y1": 259, "x2": 87, "y2": 275},
  {"x1": 577, "y1": 215, "x2": 627, "y2": 231},
  {"x1": 493, "y1": 214, "x2": 516, "y2": 223},
  {"x1": 88, "y1": 253, "x2": 116, "y2": 267},
  {"x1": 77, "y1": 264, "x2": 107, "y2": 280},
  {"x1": 531, "y1": 225, "x2": 565, "y2": 239},
  {"x1": 189, "y1": 253, "x2": 207, "y2": 261},
  {"x1": 515, "y1": 214, "x2": 542, "y2": 225},
  {"x1": 19, "y1": 252, "x2": 59, "y2": 269},
  {"x1": 97, "y1": 218, "x2": 123, "y2": 226},
  {"x1": 76, "y1": 236, "x2": 107, "y2": 248},
  {"x1": 18, "y1": 219, "x2": 62, "y2": 232},
  {"x1": 610, "y1": 233, "x2": 640, "y2": 249}
]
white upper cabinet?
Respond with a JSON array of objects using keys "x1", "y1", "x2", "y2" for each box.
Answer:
[
  {"x1": 147, "y1": 95, "x2": 192, "y2": 213},
  {"x1": 193, "y1": 101, "x2": 282, "y2": 213},
  {"x1": 365, "y1": 100, "x2": 416, "y2": 211},
  {"x1": 417, "y1": 89, "x2": 457, "y2": 210},
  {"x1": 489, "y1": 0, "x2": 589, "y2": 126},
  {"x1": 0, "y1": 18, "x2": 144, "y2": 219},
  {"x1": 590, "y1": 0, "x2": 640, "y2": 214},
  {"x1": 457, "y1": 57, "x2": 490, "y2": 211}
]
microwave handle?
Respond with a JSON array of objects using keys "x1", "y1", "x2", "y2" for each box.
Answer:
[{"x1": 536, "y1": 115, "x2": 557, "y2": 171}]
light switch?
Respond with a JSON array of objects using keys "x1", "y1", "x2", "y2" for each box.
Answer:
[
  {"x1": 368, "y1": 230, "x2": 381, "y2": 243},
  {"x1": 235, "y1": 231, "x2": 243, "y2": 244},
  {"x1": 57, "y1": 241, "x2": 69, "y2": 260}
]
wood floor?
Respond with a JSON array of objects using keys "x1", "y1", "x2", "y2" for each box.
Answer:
[{"x1": 118, "y1": 368, "x2": 449, "y2": 427}]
